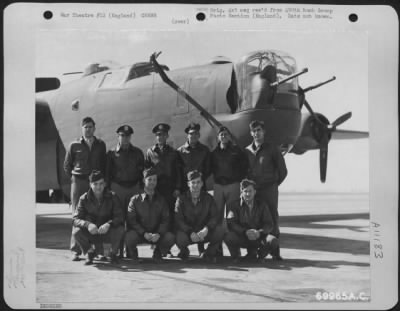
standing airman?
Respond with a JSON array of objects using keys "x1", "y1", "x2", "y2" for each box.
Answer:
[
  {"x1": 245, "y1": 120, "x2": 287, "y2": 260},
  {"x1": 105, "y1": 124, "x2": 144, "y2": 258},
  {"x1": 145, "y1": 123, "x2": 181, "y2": 230},
  {"x1": 64, "y1": 117, "x2": 106, "y2": 261},
  {"x1": 177, "y1": 122, "x2": 212, "y2": 256},
  {"x1": 211, "y1": 126, "x2": 248, "y2": 256}
]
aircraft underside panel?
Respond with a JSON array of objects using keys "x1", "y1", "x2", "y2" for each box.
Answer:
[
  {"x1": 36, "y1": 100, "x2": 63, "y2": 191},
  {"x1": 36, "y1": 139, "x2": 58, "y2": 190}
]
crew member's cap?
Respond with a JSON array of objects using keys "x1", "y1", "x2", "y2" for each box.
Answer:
[
  {"x1": 116, "y1": 125, "x2": 134, "y2": 135},
  {"x1": 249, "y1": 120, "x2": 265, "y2": 130},
  {"x1": 218, "y1": 126, "x2": 229, "y2": 134},
  {"x1": 184, "y1": 122, "x2": 200, "y2": 134},
  {"x1": 89, "y1": 170, "x2": 104, "y2": 183},
  {"x1": 143, "y1": 167, "x2": 158, "y2": 178},
  {"x1": 240, "y1": 178, "x2": 257, "y2": 190},
  {"x1": 82, "y1": 117, "x2": 95, "y2": 126},
  {"x1": 187, "y1": 170, "x2": 202, "y2": 181},
  {"x1": 152, "y1": 123, "x2": 170, "y2": 134}
]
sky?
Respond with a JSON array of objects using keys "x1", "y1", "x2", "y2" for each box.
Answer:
[{"x1": 36, "y1": 29, "x2": 369, "y2": 192}]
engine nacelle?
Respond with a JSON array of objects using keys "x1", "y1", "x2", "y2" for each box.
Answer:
[{"x1": 291, "y1": 112, "x2": 330, "y2": 154}]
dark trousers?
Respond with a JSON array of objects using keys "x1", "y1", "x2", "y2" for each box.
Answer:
[
  {"x1": 224, "y1": 231, "x2": 279, "y2": 258},
  {"x1": 72, "y1": 225, "x2": 125, "y2": 256},
  {"x1": 157, "y1": 183, "x2": 177, "y2": 231},
  {"x1": 70, "y1": 175, "x2": 89, "y2": 254},
  {"x1": 110, "y1": 182, "x2": 141, "y2": 217},
  {"x1": 256, "y1": 183, "x2": 280, "y2": 237},
  {"x1": 175, "y1": 225, "x2": 225, "y2": 257},
  {"x1": 110, "y1": 182, "x2": 141, "y2": 256},
  {"x1": 125, "y1": 231, "x2": 175, "y2": 258}
]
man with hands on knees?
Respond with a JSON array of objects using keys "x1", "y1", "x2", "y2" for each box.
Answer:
[
  {"x1": 125, "y1": 167, "x2": 175, "y2": 263},
  {"x1": 175, "y1": 170, "x2": 224, "y2": 263},
  {"x1": 72, "y1": 170, "x2": 125, "y2": 265},
  {"x1": 224, "y1": 179, "x2": 279, "y2": 263}
]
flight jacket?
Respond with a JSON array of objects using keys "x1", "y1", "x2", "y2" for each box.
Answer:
[
  {"x1": 73, "y1": 189, "x2": 124, "y2": 229},
  {"x1": 126, "y1": 192, "x2": 170, "y2": 236},
  {"x1": 174, "y1": 191, "x2": 218, "y2": 234},
  {"x1": 64, "y1": 136, "x2": 106, "y2": 177}
]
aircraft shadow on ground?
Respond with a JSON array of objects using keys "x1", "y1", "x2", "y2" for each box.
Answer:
[
  {"x1": 36, "y1": 213, "x2": 370, "y2": 256},
  {"x1": 280, "y1": 213, "x2": 369, "y2": 232},
  {"x1": 279, "y1": 212, "x2": 369, "y2": 255},
  {"x1": 280, "y1": 233, "x2": 369, "y2": 255}
]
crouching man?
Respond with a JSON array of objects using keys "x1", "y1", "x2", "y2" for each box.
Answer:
[
  {"x1": 72, "y1": 170, "x2": 125, "y2": 265},
  {"x1": 125, "y1": 167, "x2": 175, "y2": 263},
  {"x1": 175, "y1": 170, "x2": 224, "y2": 263},
  {"x1": 224, "y1": 179, "x2": 279, "y2": 263}
]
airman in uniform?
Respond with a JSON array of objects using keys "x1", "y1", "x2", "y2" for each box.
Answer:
[
  {"x1": 177, "y1": 122, "x2": 211, "y2": 191},
  {"x1": 125, "y1": 167, "x2": 175, "y2": 263},
  {"x1": 105, "y1": 124, "x2": 145, "y2": 258},
  {"x1": 211, "y1": 126, "x2": 248, "y2": 256},
  {"x1": 245, "y1": 120, "x2": 287, "y2": 260},
  {"x1": 64, "y1": 117, "x2": 106, "y2": 261},
  {"x1": 224, "y1": 179, "x2": 279, "y2": 263},
  {"x1": 145, "y1": 123, "x2": 181, "y2": 228},
  {"x1": 72, "y1": 170, "x2": 125, "y2": 265},
  {"x1": 174, "y1": 170, "x2": 224, "y2": 263},
  {"x1": 177, "y1": 123, "x2": 212, "y2": 256}
]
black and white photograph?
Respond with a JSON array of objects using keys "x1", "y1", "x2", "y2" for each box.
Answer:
[{"x1": 3, "y1": 3, "x2": 398, "y2": 309}]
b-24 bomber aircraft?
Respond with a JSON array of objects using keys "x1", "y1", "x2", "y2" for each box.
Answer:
[{"x1": 36, "y1": 50, "x2": 368, "y2": 202}]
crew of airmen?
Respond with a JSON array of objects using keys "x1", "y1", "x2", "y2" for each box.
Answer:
[{"x1": 66, "y1": 117, "x2": 287, "y2": 265}]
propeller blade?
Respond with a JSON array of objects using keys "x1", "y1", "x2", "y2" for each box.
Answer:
[
  {"x1": 331, "y1": 112, "x2": 352, "y2": 128},
  {"x1": 319, "y1": 145, "x2": 328, "y2": 183},
  {"x1": 331, "y1": 129, "x2": 369, "y2": 140},
  {"x1": 319, "y1": 134, "x2": 329, "y2": 183},
  {"x1": 303, "y1": 100, "x2": 325, "y2": 125}
]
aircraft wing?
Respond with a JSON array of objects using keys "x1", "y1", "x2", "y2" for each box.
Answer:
[{"x1": 331, "y1": 129, "x2": 369, "y2": 140}]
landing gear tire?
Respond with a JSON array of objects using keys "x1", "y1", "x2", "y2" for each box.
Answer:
[
  {"x1": 50, "y1": 189, "x2": 68, "y2": 203},
  {"x1": 36, "y1": 190, "x2": 50, "y2": 203}
]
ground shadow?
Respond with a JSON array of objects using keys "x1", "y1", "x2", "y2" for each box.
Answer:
[
  {"x1": 36, "y1": 216, "x2": 71, "y2": 249},
  {"x1": 37, "y1": 212, "x2": 369, "y2": 255},
  {"x1": 84, "y1": 254, "x2": 369, "y2": 273},
  {"x1": 280, "y1": 232, "x2": 369, "y2": 255},
  {"x1": 280, "y1": 213, "x2": 369, "y2": 233}
]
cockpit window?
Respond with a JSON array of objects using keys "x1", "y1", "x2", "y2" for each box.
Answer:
[
  {"x1": 236, "y1": 50, "x2": 298, "y2": 111},
  {"x1": 127, "y1": 62, "x2": 169, "y2": 81},
  {"x1": 98, "y1": 70, "x2": 128, "y2": 88}
]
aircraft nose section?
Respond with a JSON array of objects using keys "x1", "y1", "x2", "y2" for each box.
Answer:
[{"x1": 216, "y1": 108, "x2": 301, "y2": 147}]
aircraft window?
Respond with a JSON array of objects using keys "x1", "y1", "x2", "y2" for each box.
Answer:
[
  {"x1": 237, "y1": 51, "x2": 299, "y2": 111},
  {"x1": 99, "y1": 70, "x2": 128, "y2": 88},
  {"x1": 126, "y1": 62, "x2": 169, "y2": 82}
]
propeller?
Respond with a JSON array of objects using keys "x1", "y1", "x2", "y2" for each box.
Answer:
[
  {"x1": 311, "y1": 111, "x2": 352, "y2": 182},
  {"x1": 294, "y1": 76, "x2": 352, "y2": 182}
]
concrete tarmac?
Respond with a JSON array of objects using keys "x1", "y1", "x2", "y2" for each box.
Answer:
[{"x1": 36, "y1": 193, "x2": 370, "y2": 307}]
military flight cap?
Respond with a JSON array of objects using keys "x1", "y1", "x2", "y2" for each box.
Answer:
[
  {"x1": 89, "y1": 170, "x2": 104, "y2": 183},
  {"x1": 143, "y1": 166, "x2": 158, "y2": 178},
  {"x1": 218, "y1": 126, "x2": 229, "y2": 134},
  {"x1": 116, "y1": 125, "x2": 134, "y2": 135},
  {"x1": 185, "y1": 122, "x2": 200, "y2": 134},
  {"x1": 152, "y1": 123, "x2": 170, "y2": 134},
  {"x1": 240, "y1": 178, "x2": 257, "y2": 190},
  {"x1": 187, "y1": 170, "x2": 202, "y2": 181}
]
